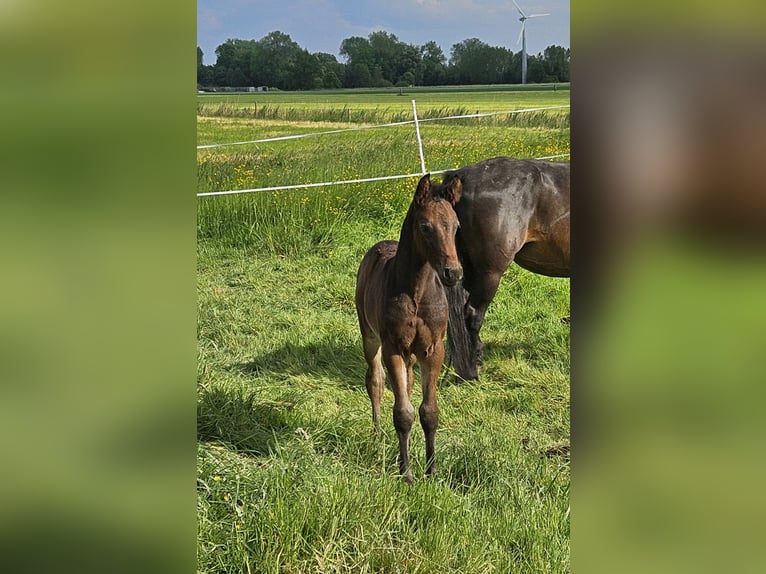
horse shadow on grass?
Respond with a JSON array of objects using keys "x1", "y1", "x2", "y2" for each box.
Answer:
[
  {"x1": 481, "y1": 326, "x2": 570, "y2": 370},
  {"x1": 485, "y1": 340, "x2": 550, "y2": 368},
  {"x1": 198, "y1": 339, "x2": 368, "y2": 456},
  {"x1": 197, "y1": 340, "x2": 366, "y2": 457},
  {"x1": 197, "y1": 385, "x2": 296, "y2": 456},
  {"x1": 244, "y1": 339, "x2": 469, "y2": 392},
  {"x1": 230, "y1": 339, "x2": 366, "y2": 390}
]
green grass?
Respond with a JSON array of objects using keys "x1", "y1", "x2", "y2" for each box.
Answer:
[
  {"x1": 197, "y1": 88, "x2": 570, "y2": 573},
  {"x1": 197, "y1": 94, "x2": 569, "y2": 252},
  {"x1": 198, "y1": 84, "x2": 569, "y2": 108}
]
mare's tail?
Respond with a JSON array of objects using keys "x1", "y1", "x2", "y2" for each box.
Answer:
[{"x1": 446, "y1": 284, "x2": 479, "y2": 380}]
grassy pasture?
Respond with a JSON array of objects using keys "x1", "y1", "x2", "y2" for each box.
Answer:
[
  {"x1": 197, "y1": 87, "x2": 570, "y2": 573},
  {"x1": 198, "y1": 84, "x2": 569, "y2": 109},
  {"x1": 197, "y1": 86, "x2": 569, "y2": 126}
]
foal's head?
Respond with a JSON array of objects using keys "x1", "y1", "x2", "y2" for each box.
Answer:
[{"x1": 410, "y1": 174, "x2": 463, "y2": 287}]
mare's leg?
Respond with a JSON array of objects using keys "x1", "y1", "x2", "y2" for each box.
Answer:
[
  {"x1": 464, "y1": 270, "x2": 504, "y2": 372},
  {"x1": 383, "y1": 348, "x2": 415, "y2": 483},
  {"x1": 456, "y1": 232, "x2": 513, "y2": 378},
  {"x1": 418, "y1": 342, "x2": 444, "y2": 476},
  {"x1": 363, "y1": 335, "x2": 385, "y2": 431}
]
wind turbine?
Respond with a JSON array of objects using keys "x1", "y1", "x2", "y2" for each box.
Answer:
[{"x1": 512, "y1": 0, "x2": 550, "y2": 84}]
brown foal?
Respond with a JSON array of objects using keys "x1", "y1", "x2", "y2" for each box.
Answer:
[{"x1": 355, "y1": 173, "x2": 462, "y2": 483}]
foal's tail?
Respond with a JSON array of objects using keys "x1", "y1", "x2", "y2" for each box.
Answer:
[{"x1": 446, "y1": 284, "x2": 479, "y2": 380}]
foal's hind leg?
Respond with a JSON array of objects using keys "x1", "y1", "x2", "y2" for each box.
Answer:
[{"x1": 363, "y1": 336, "x2": 385, "y2": 431}]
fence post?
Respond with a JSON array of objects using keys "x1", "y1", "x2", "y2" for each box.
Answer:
[{"x1": 411, "y1": 100, "x2": 426, "y2": 175}]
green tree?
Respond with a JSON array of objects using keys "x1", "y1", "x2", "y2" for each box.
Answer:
[
  {"x1": 525, "y1": 55, "x2": 546, "y2": 83},
  {"x1": 213, "y1": 38, "x2": 259, "y2": 86},
  {"x1": 315, "y1": 53, "x2": 344, "y2": 89},
  {"x1": 289, "y1": 49, "x2": 322, "y2": 90},
  {"x1": 340, "y1": 36, "x2": 373, "y2": 68},
  {"x1": 420, "y1": 41, "x2": 447, "y2": 85},
  {"x1": 449, "y1": 38, "x2": 512, "y2": 84},
  {"x1": 368, "y1": 31, "x2": 399, "y2": 83},
  {"x1": 369, "y1": 64, "x2": 389, "y2": 87},
  {"x1": 341, "y1": 32, "x2": 423, "y2": 86},
  {"x1": 394, "y1": 42, "x2": 421, "y2": 85},
  {"x1": 396, "y1": 71, "x2": 415, "y2": 87},
  {"x1": 508, "y1": 51, "x2": 522, "y2": 84},
  {"x1": 207, "y1": 29, "x2": 567, "y2": 91},
  {"x1": 542, "y1": 45, "x2": 570, "y2": 82},
  {"x1": 345, "y1": 62, "x2": 372, "y2": 88},
  {"x1": 197, "y1": 46, "x2": 214, "y2": 87},
  {"x1": 340, "y1": 37, "x2": 374, "y2": 87},
  {"x1": 254, "y1": 31, "x2": 303, "y2": 89}
]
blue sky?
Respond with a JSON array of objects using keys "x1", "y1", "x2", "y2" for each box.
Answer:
[{"x1": 198, "y1": 0, "x2": 570, "y2": 65}]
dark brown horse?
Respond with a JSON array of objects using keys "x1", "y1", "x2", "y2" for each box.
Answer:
[
  {"x1": 443, "y1": 156, "x2": 570, "y2": 380},
  {"x1": 355, "y1": 173, "x2": 462, "y2": 483}
]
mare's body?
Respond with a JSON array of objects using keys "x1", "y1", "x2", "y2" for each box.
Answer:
[{"x1": 444, "y1": 157, "x2": 570, "y2": 379}]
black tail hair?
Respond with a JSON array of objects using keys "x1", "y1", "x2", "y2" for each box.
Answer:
[{"x1": 446, "y1": 283, "x2": 479, "y2": 380}]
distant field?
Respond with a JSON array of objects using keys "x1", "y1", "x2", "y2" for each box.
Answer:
[
  {"x1": 197, "y1": 87, "x2": 570, "y2": 573},
  {"x1": 197, "y1": 84, "x2": 570, "y2": 122},
  {"x1": 197, "y1": 83, "x2": 570, "y2": 103}
]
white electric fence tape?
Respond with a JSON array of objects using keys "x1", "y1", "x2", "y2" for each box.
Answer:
[
  {"x1": 196, "y1": 105, "x2": 570, "y2": 150},
  {"x1": 196, "y1": 103, "x2": 570, "y2": 198}
]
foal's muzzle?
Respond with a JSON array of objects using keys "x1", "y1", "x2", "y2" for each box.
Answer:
[{"x1": 441, "y1": 265, "x2": 463, "y2": 286}]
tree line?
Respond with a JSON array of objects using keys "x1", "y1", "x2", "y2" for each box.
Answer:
[{"x1": 197, "y1": 31, "x2": 569, "y2": 90}]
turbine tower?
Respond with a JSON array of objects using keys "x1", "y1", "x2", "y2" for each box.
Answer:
[{"x1": 512, "y1": 0, "x2": 550, "y2": 85}]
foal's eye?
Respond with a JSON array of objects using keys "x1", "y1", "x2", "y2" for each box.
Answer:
[{"x1": 419, "y1": 222, "x2": 433, "y2": 234}]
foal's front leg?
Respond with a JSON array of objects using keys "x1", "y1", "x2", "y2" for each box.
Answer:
[
  {"x1": 383, "y1": 348, "x2": 415, "y2": 483},
  {"x1": 418, "y1": 341, "x2": 443, "y2": 476}
]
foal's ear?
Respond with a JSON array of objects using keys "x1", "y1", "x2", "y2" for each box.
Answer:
[
  {"x1": 414, "y1": 173, "x2": 432, "y2": 206},
  {"x1": 441, "y1": 177, "x2": 462, "y2": 205}
]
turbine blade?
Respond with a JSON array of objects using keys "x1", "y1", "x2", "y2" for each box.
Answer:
[
  {"x1": 516, "y1": 22, "x2": 525, "y2": 46},
  {"x1": 528, "y1": 13, "x2": 550, "y2": 18},
  {"x1": 511, "y1": 0, "x2": 526, "y2": 18}
]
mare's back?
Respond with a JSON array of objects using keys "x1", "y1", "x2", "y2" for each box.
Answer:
[
  {"x1": 447, "y1": 157, "x2": 569, "y2": 208},
  {"x1": 445, "y1": 157, "x2": 570, "y2": 276}
]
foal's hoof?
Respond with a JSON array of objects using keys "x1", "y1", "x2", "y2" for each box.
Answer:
[{"x1": 402, "y1": 471, "x2": 414, "y2": 484}]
